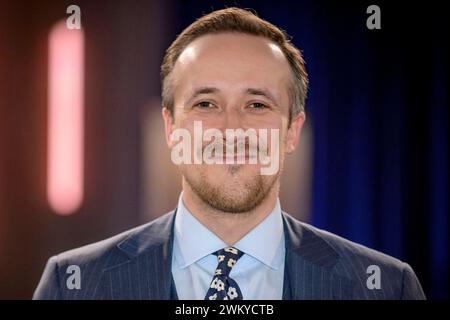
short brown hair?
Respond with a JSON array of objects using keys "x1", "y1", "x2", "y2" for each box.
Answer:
[{"x1": 160, "y1": 7, "x2": 308, "y2": 121}]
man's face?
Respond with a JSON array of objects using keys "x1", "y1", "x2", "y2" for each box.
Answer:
[{"x1": 163, "y1": 33, "x2": 304, "y2": 213}]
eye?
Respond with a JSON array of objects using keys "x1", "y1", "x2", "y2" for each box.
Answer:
[
  {"x1": 194, "y1": 101, "x2": 215, "y2": 109},
  {"x1": 248, "y1": 102, "x2": 268, "y2": 110}
]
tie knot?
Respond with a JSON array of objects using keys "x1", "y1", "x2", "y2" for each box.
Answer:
[
  {"x1": 213, "y1": 247, "x2": 244, "y2": 275},
  {"x1": 216, "y1": 246, "x2": 244, "y2": 258}
]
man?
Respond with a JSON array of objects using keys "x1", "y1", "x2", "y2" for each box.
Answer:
[{"x1": 34, "y1": 7, "x2": 425, "y2": 300}]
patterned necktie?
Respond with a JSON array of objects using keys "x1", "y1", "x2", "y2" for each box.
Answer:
[{"x1": 205, "y1": 246, "x2": 244, "y2": 300}]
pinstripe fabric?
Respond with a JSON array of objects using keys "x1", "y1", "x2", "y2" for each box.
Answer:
[{"x1": 33, "y1": 210, "x2": 426, "y2": 300}]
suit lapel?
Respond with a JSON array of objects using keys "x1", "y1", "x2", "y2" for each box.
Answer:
[
  {"x1": 98, "y1": 210, "x2": 177, "y2": 299},
  {"x1": 282, "y1": 212, "x2": 354, "y2": 299},
  {"x1": 97, "y1": 209, "x2": 353, "y2": 299}
]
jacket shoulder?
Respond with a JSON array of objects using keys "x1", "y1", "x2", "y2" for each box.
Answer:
[
  {"x1": 33, "y1": 211, "x2": 175, "y2": 299},
  {"x1": 283, "y1": 213, "x2": 426, "y2": 299},
  {"x1": 304, "y1": 221, "x2": 404, "y2": 268},
  {"x1": 57, "y1": 211, "x2": 174, "y2": 266}
]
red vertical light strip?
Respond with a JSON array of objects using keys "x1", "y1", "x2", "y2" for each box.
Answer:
[{"x1": 47, "y1": 20, "x2": 84, "y2": 215}]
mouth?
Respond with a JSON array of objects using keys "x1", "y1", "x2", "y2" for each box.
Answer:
[
  {"x1": 222, "y1": 143, "x2": 258, "y2": 164},
  {"x1": 223, "y1": 153, "x2": 257, "y2": 163},
  {"x1": 199, "y1": 144, "x2": 260, "y2": 164}
]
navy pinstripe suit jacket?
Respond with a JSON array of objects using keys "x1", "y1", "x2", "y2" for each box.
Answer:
[{"x1": 33, "y1": 210, "x2": 426, "y2": 299}]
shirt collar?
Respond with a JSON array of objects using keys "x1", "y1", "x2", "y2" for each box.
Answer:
[
  {"x1": 173, "y1": 192, "x2": 285, "y2": 270},
  {"x1": 174, "y1": 193, "x2": 227, "y2": 269},
  {"x1": 234, "y1": 199, "x2": 284, "y2": 270}
]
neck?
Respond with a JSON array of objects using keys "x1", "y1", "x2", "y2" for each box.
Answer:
[{"x1": 181, "y1": 180, "x2": 279, "y2": 246}]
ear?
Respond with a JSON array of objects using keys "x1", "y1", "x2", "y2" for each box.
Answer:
[
  {"x1": 286, "y1": 112, "x2": 306, "y2": 154},
  {"x1": 162, "y1": 107, "x2": 175, "y2": 148}
]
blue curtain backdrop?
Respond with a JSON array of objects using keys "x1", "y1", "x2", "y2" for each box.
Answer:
[{"x1": 171, "y1": 0, "x2": 449, "y2": 298}]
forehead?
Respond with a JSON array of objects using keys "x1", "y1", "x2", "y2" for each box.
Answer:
[{"x1": 172, "y1": 33, "x2": 292, "y2": 98}]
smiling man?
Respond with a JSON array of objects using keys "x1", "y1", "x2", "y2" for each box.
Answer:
[{"x1": 34, "y1": 7, "x2": 425, "y2": 300}]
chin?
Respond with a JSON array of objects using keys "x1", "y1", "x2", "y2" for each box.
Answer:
[{"x1": 208, "y1": 164, "x2": 262, "y2": 178}]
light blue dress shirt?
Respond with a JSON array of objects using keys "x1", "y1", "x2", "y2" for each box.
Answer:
[{"x1": 171, "y1": 193, "x2": 285, "y2": 300}]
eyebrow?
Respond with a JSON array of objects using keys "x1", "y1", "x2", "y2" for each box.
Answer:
[
  {"x1": 245, "y1": 88, "x2": 279, "y2": 106},
  {"x1": 187, "y1": 87, "x2": 220, "y2": 103},
  {"x1": 187, "y1": 86, "x2": 280, "y2": 106}
]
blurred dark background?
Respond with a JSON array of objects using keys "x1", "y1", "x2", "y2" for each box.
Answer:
[{"x1": 0, "y1": 0, "x2": 448, "y2": 299}]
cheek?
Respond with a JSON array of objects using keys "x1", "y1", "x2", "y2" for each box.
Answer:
[
  {"x1": 247, "y1": 113, "x2": 284, "y2": 129},
  {"x1": 178, "y1": 113, "x2": 222, "y2": 132}
]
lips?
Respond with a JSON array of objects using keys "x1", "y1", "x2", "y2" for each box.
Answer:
[
  {"x1": 224, "y1": 152, "x2": 257, "y2": 162},
  {"x1": 201, "y1": 146, "x2": 258, "y2": 164}
]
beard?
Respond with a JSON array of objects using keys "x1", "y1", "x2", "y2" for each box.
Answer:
[{"x1": 181, "y1": 163, "x2": 280, "y2": 213}]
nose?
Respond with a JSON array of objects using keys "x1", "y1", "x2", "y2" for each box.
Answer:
[{"x1": 221, "y1": 107, "x2": 243, "y2": 131}]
